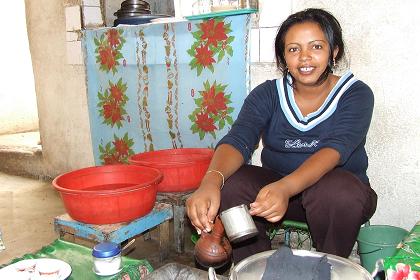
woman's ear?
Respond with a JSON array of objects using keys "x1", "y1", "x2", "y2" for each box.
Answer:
[{"x1": 333, "y1": 47, "x2": 339, "y2": 60}]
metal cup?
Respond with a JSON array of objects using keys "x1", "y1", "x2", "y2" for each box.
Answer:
[{"x1": 220, "y1": 204, "x2": 258, "y2": 243}]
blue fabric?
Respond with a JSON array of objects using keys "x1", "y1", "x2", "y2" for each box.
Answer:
[
  {"x1": 83, "y1": 15, "x2": 251, "y2": 165},
  {"x1": 261, "y1": 246, "x2": 331, "y2": 280},
  {"x1": 218, "y1": 72, "x2": 374, "y2": 184}
]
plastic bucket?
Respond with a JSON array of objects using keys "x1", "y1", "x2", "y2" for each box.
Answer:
[
  {"x1": 357, "y1": 225, "x2": 408, "y2": 273},
  {"x1": 53, "y1": 165, "x2": 163, "y2": 224},
  {"x1": 129, "y1": 148, "x2": 213, "y2": 192}
]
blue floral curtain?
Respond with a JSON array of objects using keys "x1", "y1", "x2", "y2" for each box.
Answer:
[{"x1": 83, "y1": 14, "x2": 251, "y2": 165}]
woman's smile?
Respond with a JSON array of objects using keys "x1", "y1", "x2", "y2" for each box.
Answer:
[{"x1": 298, "y1": 66, "x2": 315, "y2": 74}]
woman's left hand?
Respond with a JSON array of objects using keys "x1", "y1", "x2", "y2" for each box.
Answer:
[{"x1": 249, "y1": 181, "x2": 291, "y2": 223}]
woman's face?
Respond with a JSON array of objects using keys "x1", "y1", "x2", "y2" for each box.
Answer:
[{"x1": 284, "y1": 21, "x2": 336, "y2": 87}]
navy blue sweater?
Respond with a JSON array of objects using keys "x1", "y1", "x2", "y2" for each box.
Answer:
[{"x1": 218, "y1": 71, "x2": 374, "y2": 184}]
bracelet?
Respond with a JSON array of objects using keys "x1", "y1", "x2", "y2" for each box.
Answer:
[{"x1": 206, "y1": 170, "x2": 225, "y2": 190}]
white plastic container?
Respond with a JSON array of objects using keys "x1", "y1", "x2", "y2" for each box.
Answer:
[
  {"x1": 92, "y1": 242, "x2": 122, "y2": 276},
  {"x1": 211, "y1": 0, "x2": 258, "y2": 12}
]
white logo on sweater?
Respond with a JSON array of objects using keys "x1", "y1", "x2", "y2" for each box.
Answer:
[{"x1": 285, "y1": 139, "x2": 319, "y2": 148}]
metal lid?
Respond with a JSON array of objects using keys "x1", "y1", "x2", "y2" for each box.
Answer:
[
  {"x1": 220, "y1": 204, "x2": 248, "y2": 216},
  {"x1": 92, "y1": 242, "x2": 121, "y2": 258},
  {"x1": 121, "y1": 1, "x2": 150, "y2": 9},
  {"x1": 230, "y1": 249, "x2": 373, "y2": 280}
]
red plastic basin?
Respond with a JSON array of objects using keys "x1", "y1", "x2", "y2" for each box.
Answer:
[
  {"x1": 128, "y1": 148, "x2": 214, "y2": 192},
  {"x1": 52, "y1": 165, "x2": 163, "y2": 224}
]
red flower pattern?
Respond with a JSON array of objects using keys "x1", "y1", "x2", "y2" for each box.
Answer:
[
  {"x1": 107, "y1": 29, "x2": 121, "y2": 48},
  {"x1": 99, "y1": 133, "x2": 134, "y2": 165},
  {"x1": 99, "y1": 46, "x2": 116, "y2": 71},
  {"x1": 95, "y1": 28, "x2": 125, "y2": 74},
  {"x1": 196, "y1": 112, "x2": 217, "y2": 132},
  {"x1": 113, "y1": 138, "x2": 130, "y2": 157},
  {"x1": 189, "y1": 80, "x2": 234, "y2": 140},
  {"x1": 188, "y1": 18, "x2": 234, "y2": 76},
  {"x1": 103, "y1": 101, "x2": 123, "y2": 123},
  {"x1": 387, "y1": 263, "x2": 420, "y2": 280},
  {"x1": 98, "y1": 78, "x2": 128, "y2": 128},
  {"x1": 202, "y1": 85, "x2": 227, "y2": 114},
  {"x1": 103, "y1": 154, "x2": 120, "y2": 165},
  {"x1": 200, "y1": 19, "x2": 228, "y2": 47},
  {"x1": 139, "y1": 265, "x2": 149, "y2": 278},
  {"x1": 195, "y1": 45, "x2": 215, "y2": 67},
  {"x1": 110, "y1": 84, "x2": 123, "y2": 102}
]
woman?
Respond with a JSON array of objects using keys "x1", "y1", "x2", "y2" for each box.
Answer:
[{"x1": 186, "y1": 8, "x2": 377, "y2": 263}]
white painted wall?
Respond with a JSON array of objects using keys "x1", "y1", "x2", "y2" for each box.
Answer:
[
  {"x1": 331, "y1": 0, "x2": 420, "y2": 231},
  {"x1": 0, "y1": 1, "x2": 38, "y2": 135}
]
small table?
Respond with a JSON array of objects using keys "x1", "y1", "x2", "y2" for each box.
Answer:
[
  {"x1": 156, "y1": 191, "x2": 193, "y2": 254},
  {"x1": 54, "y1": 202, "x2": 173, "y2": 261}
]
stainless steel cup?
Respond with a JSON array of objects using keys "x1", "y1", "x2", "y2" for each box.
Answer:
[{"x1": 220, "y1": 204, "x2": 258, "y2": 243}]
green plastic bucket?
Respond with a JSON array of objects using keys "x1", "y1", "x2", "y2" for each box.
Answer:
[{"x1": 357, "y1": 225, "x2": 408, "y2": 273}]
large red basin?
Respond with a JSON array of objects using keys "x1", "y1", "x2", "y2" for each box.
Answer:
[
  {"x1": 129, "y1": 148, "x2": 214, "y2": 192},
  {"x1": 52, "y1": 165, "x2": 163, "y2": 224}
]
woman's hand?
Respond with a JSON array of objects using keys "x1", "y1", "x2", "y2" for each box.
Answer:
[
  {"x1": 186, "y1": 144, "x2": 245, "y2": 234},
  {"x1": 249, "y1": 181, "x2": 291, "y2": 223},
  {"x1": 249, "y1": 148, "x2": 341, "y2": 222},
  {"x1": 186, "y1": 182, "x2": 221, "y2": 234}
]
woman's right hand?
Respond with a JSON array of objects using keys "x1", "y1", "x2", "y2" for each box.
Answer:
[
  {"x1": 186, "y1": 144, "x2": 244, "y2": 234},
  {"x1": 186, "y1": 182, "x2": 221, "y2": 234}
]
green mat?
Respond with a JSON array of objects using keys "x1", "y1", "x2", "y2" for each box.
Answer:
[
  {"x1": 0, "y1": 239, "x2": 153, "y2": 280},
  {"x1": 384, "y1": 222, "x2": 420, "y2": 275}
]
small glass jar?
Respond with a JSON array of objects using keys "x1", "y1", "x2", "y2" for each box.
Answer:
[{"x1": 92, "y1": 242, "x2": 122, "y2": 276}]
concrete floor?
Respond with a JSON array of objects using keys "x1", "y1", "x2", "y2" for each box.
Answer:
[{"x1": 0, "y1": 172, "x2": 65, "y2": 264}]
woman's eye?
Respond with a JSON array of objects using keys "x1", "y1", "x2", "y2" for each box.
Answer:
[
  {"x1": 288, "y1": 47, "x2": 299, "y2": 52},
  {"x1": 313, "y1": 44, "x2": 323, "y2": 49}
]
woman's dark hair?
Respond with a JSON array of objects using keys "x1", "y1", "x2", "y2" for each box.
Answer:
[{"x1": 274, "y1": 8, "x2": 345, "y2": 85}]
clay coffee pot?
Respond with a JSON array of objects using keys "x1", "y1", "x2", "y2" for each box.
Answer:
[{"x1": 194, "y1": 216, "x2": 232, "y2": 268}]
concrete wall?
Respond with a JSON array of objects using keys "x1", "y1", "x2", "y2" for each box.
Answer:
[
  {"x1": 307, "y1": 0, "x2": 420, "y2": 231},
  {"x1": 250, "y1": 0, "x2": 420, "y2": 230},
  {"x1": 25, "y1": 0, "x2": 419, "y2": 230},
  {"x1": 25, "y1": 0, "x2": 94, "y2": 176}
]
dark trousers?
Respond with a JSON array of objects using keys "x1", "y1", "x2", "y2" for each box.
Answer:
[{"x1": 219, "y1": 165, "x2": 377, "y2": 263}]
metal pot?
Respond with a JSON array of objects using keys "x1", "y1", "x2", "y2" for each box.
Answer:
[
  {"x1": 229, "y1": 249, "x2": 374, "y2": 280},
  {"x1": 113, "y1": 14, "x2": 170, "y2": 26},
  {"x1": 114, "y1": 0, "x2": 151, "y2": 19},
  {"x1": 220, "y1": 204, "x2": 258, "y2": 243}
]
